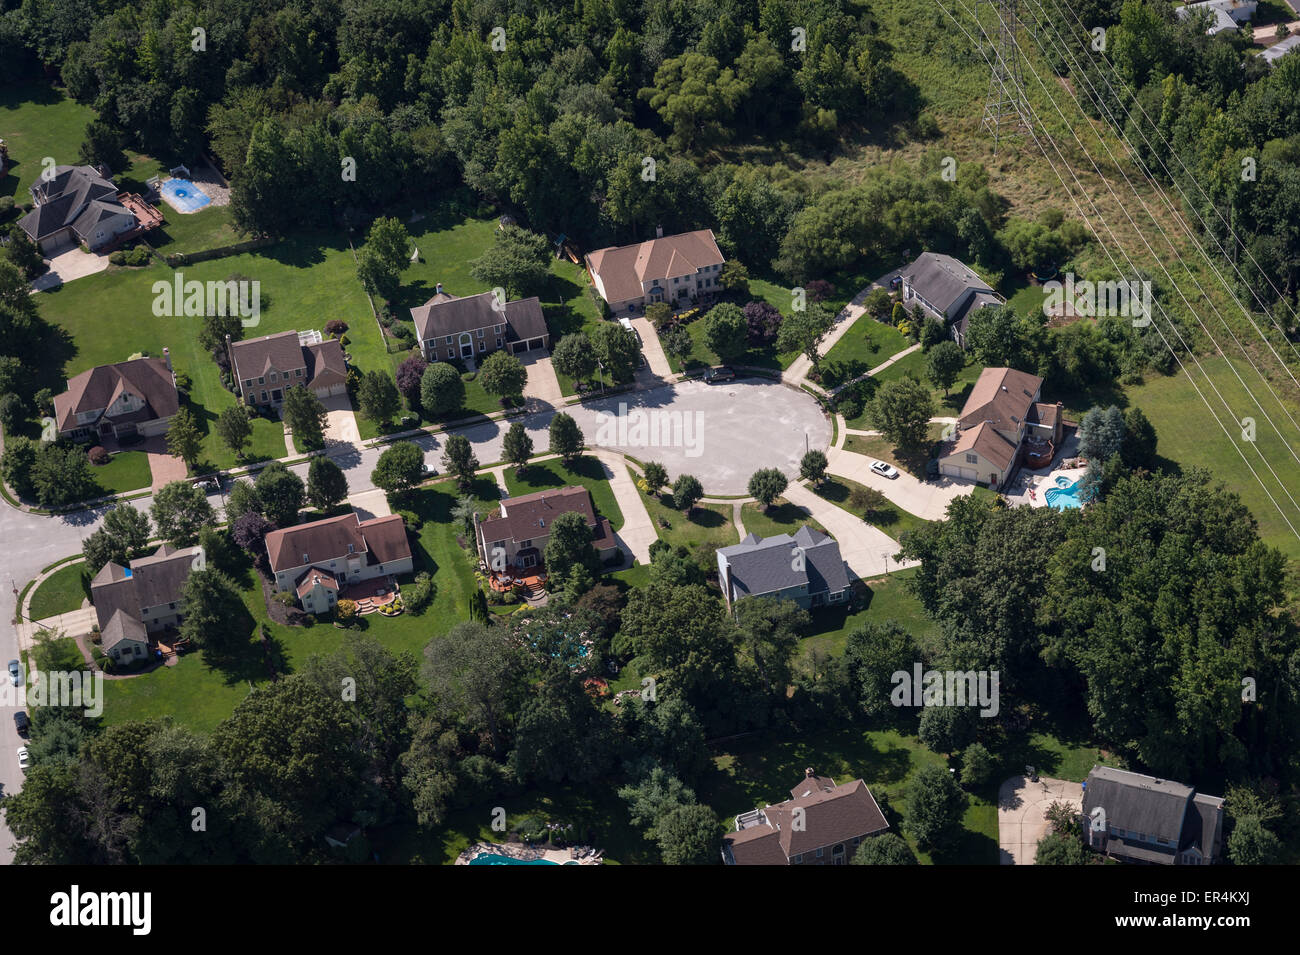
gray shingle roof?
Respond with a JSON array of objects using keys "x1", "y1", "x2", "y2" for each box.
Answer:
[
  {"x1": 718, "y1": 525, "x2": 850, "y2": 600},
  {"x1": 901, "y1": 252, "x2": 994, "y2": 317}
]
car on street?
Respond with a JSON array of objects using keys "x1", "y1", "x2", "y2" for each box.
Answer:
[
  {"x1": 704, "y1": 366, "x2": 736, "y2": 384},
  {"x1": 870, "y1": 460, "x2": 900, "y2": 479},
  {"x1": 16, "y1": 747, "x2": 30, "y2": 772},
  {"x1": 7, "y1": 660, "x2": 20, "y2": 687},
  {"x1": 13, "y1": 712, "x2": 28, "y2": 736},
  {"x1": 421, "y1": 462, "x2": 438, "y2": 478}
]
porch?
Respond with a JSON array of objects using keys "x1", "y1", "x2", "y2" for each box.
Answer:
[{"x1": 338, "y1": 575, "x2": 400, "y2": 614}]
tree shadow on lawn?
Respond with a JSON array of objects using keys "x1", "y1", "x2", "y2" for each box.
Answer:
[{"x1": 929, "y1": 824, "x2": 999, "y2": 865}]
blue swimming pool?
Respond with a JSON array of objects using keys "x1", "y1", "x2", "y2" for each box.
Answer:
[
  {"x1": 1045, "y1": 479, "x2": 1085, "y2": 509},
  {"x1": 469, "y1": 853, "x2": 575, "y2": 865},
  {"x1": 160, "y1": 178, "x2": 211, "y2": 213}
]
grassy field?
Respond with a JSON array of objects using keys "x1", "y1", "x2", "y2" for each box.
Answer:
[
  {"x1": 637, "y1": 476, "x2": 740, "y2": 551},
  {"x1": 740, "y1": 499, "x2": 825, "y2": 540},
  {"x1": 665, "y1": 313, "x2": 800, "y2": 374},
  {"x1": 90, "y1": 450, "x2": 152, "y2": 494},
  {"x1": 843, "y1": 424, "x2": 948, "y2": 479},
  {"x1": 813, "y1": 474, "x2": 931, "y2": 541},
  {"x1": 0, "y1": 84, "x2": 96, "y2": 201},
  {"x1": 27, "y1": 562, "x2": 90, "y2": 620},
  {"x1": 822, "y1": 318, "x2": 911, "y2": 387},
  {"x1": 503, "y1": 456, "x2": 624, "y2": 532},
  {"x1": 798, "y1": 568, "x2": 940, "y2": 660}
]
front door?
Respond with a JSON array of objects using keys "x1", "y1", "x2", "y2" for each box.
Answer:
[
  {"x1": 460, "y1": 333, "x2": 474, "y2": 358},
  {"x1": 272, "y1": 388, "x2": 283, "y2": 402}
]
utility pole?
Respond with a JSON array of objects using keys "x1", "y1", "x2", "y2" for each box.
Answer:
[{"x1": 980, "y1": 0, "x2": 1032, "y2": 154}]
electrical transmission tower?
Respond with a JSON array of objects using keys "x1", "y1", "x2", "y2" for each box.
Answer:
[{"x1": 979, "y1": 0, "x2": 1031, "y2": 154}]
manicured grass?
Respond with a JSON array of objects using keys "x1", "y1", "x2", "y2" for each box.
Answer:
[
  {"x1": 739, "y1": 500, "x2": 825, "y2": 540},
  {"x1": 812, "y1": 474, "x2": 931, "y2": 541},
  {"x1": 35, "y1": 231, "x2": 378, "y2": 469},
  {"x1": 0, "y1": 84, "x2": 96, "y2": 202},
  {"x1": 798, "y1": 569, "x2": 940, "y2": 660},
  {"x1": 149, "y1": 203, "x2": 241, "y2": 257},
  {"x1": 822, "y1": 318, "x2": 911, "y2": 387},
  {"x1": 90, "y1": 450, "x2": 152, "y2": 494},
  {"x1": 665, "y1": 314, "x2": 798, "y2": 373},
  {"x1": 28, "y1": 562, "x2": 90, "y2": 620},
  {"x1": 701, "y1": 723, "x2": 998, "y2": 864},
  {"x1": 843, "y1": 424, "x2": 947, "y2": 479},
  {"x1": 101, "y1": 652, "x2": 256, "y2": 735},
  {"x1": 841, "y1": 352, "x2": 983, "y2": 428},
  {"x1": 503, "y1": 456, "x2": 624, "y2": 532},
  {"x1": 637, "y1": 476, "x2": 740, "y2": 552}
]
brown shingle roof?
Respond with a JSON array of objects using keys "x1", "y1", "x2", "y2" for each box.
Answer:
[
  {"x1": 946, "y1": 421, "x2": 1017, "y2": 472},
  {"x1": 410, "y1": 291, "x2": 547, "y2": 344},
  {"x1": 723, "y1": 826, "x2": 791, "y2": 866},
  {"x1": 264, "y1": 513, "x2": 411, "y2": 574},
  {"x1": 130, "y1": 544, "x2": 199, "y2": 610},
  {"x1": 295, "y1": 567, "x2": 339, "y2": 598},
  {"x1": 229, "y1": 330, "x2": 307, "y2": 382},
  {"x1": 479, "y1": 486, "x2": 600, "y2": 545},
  {"x1": 585, "y1": 230, "x2": 724, "y2": 304},
  {"x1": 53, "y1": 357, "x2": 179, "y2": 434},
  {"x1": 723, "y1": 774, "x2": 890, "y2": 864},
  {"x1": 305, "y1": 338, "x2": 347, "y2": 389},
  {"x1": 958, "y1": 367, "x2": 1043, "y2": 434}
]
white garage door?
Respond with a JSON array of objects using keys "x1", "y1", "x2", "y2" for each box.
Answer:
[
  {"x1": 943, "y1": 464, "x2": 977, "y2": 481},
  {"x1": 315, "y1": 383, "x2": 346, "y2": 398}
]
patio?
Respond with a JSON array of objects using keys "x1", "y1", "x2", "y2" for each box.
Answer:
[{"x1": 338, "y1": 575, "x2": 399, "y2": 614}]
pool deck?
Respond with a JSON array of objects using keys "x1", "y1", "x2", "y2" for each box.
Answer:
[{"x1": 455, "y1": 841, "x2": 604, "y2": 865}]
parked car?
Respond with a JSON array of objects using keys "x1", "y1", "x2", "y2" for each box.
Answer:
[
  {"x1": 7, "y1": 660, "x2": 19, "y2": 687},
  {"x1": 704, "y1": 366, "x2": 736, "y2": 384},
  {"x1": 13, "y1": 712, "x2": 28, "y2": 736},
  {"x1": 870, "y1": 460, "x2": 900, "y2": 479},
  {"x1": 192, "y1": 477, "x2": 219, "y2": 492},
  {"x1": 421, "y1": 462, "x2": 438, "y2": 477},
  {"x1": 16, "y1": 747, "x2": 30, "y2": 772}
]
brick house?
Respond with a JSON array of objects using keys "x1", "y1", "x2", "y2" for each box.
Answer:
[
  {"x1": 585, "y1": 228, "x2": 726, "y2": 315},
  {"x1": 722, "y1": 769, "x2": 891, "y2": 865},
  {"x1": 412, "y1": 287, "x2": 549, "y2": 363},
  {"x1": 474, "y1": 486, "x2": 619, "y2": 573},
  {"x1": 228, "y1": 330, "x2": 348, "y2": 407},
  {"x1": 18, "y1": 164, "x2": 137, "y2": 254}
]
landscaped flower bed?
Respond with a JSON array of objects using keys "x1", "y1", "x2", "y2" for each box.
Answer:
[{"x1": 377, "y1": 595, "x2": 404, "y2": 616}]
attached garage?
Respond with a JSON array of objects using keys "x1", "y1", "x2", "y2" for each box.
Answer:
[
  {"x1": 937, "y1": 421, "x2": 1017, "y2": 489},
  {"x1": 511, "y1": 341, "x2": 529, "y2": 354},
  {"x1": 942, "y1": 464, "x2": 978, "y2": 481},
  {"x1": 313, "y1": 382, "x2": 347, "y2": 398}
]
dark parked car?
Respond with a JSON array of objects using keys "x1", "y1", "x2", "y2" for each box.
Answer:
[
  {"x1": 703, "y1": 366, "x2": 736, "y2": 383},
  {"x1": 13, "y1": 712, "x2": 28, "y2": 736}
]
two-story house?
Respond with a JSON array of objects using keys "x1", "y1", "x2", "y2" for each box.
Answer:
[
  {"x1": 18, "y1": 164, "x2": 138, "y2": 254},
  {"x1": 412, "y1": 286, "x2": 549, "y2": 363},
  {"x1": 228, "y1": 330, "x2": 348, "y2": 407},
  {"x1": 585, "y1": 228, "x2": 726, "y2": 315},
  {"x1": 899, "y1": 251, "x2": 1004, "y2": 349},
  {"x1": 716, "y1": 525, "x2": 852, "y2": 611},
  {"x1": 90, "y1": 543, "x2": 201, "y2": 662},
  {"x1": 936, "y1": 366, "x2": 1063, "y2": 488},
  {"x1": 474, "y1": 486, "x2": 619, "y2": 573},
  {"x1": 1081, "y1": 766, "x2": 1225, "y2": 865},
  {"x1": 723, "y1": 769, "x2": 891, "y2": 865},
  {"x1": 264, "y1": 513, "x2": 413, "y2": 614},
  {"x1": 53, "y1": 351, "x2": 180, "y2": 442}
]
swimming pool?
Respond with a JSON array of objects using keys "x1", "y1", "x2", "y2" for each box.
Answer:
[
  {"x1": 159, "y1": 178, "x2": 211, "y2": 213},
  {"x1": 469, "y1": 853, "x2": 576, "y2": 865},
  {"x1": 1045, "y1": 479, "x2": 1085, "y2": 509}
]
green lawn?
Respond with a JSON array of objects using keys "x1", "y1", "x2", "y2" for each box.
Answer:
[
  {"x1": 27, "y1": 562, "x2": 90, "y2": 620},
  {"x1": 0, "y1": 84, "x2": 96, "y2": 202},
  {"x1": 35, "y1": 231, "x2": 378, "y2": 468},
  {"x1": 90, "y1": 449, "x2": 152, "y2": 494},
  {"x1": 812, "y1": 475, "x2": 931, "y2": 541},
  {"x1": 740, "y1": 500, "x2": 825, "y2": 540},
  {"x1": 638, "y1": 477, "x2": 740, "y2": 552},
  {"x1": 665, "y1": 314, "x2": 799, "y2": 374},
  {"x1": 843, "y1": 355, "x2": 985, "y2": 428},
  {"x1": 503, "y1": 456, "x2": 624, "y2": 532},
  {"x1": 843, "y1": 424, "x2": 947, "y2": 479},
  {"x1": 798, "y1": 568, "x2": 941, "y2": 660},
  {"x1": 822, "y1": 318, "x2": 911, "y2": 388}
]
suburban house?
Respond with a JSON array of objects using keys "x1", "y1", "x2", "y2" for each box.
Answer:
[
  {"x1": 228, "y1": 330, "x2": 348, "y2": 407},
  {"x1": 18, "y1": 164, "x2": 138, "y2": 253},
  {"x1": 1175, "y1": 0, "x2": 1256, "y2": 35},
  {"x1": 716, "y1": 525, "x2": 852, "y2": 611},
  {"x1": 936, "y1": 366, "x2": 1063, "y2": 488},
  {"x1": 1081, "y1": 766, "x2": 1225, "y2": 865},
  {"x1": 474, "y1": 486, "x2": 619, "y2": 574},
  {"x1": 90, "y1": 543, "x2": 201, "y2": 661},
  {"x1": 53, "y1": 350, "x2": 180, "y2": 442},
  {"x1": 722, "y1": 769, "x2": 890, "y2": 866},
  {"x1": 412, "y1": 287, "x2": 549, "y2": 363},
  {"x1": 585, "y1": 228, "x2": 726, "y2": 315},
  {"x1": 264, "y1": 513, "x2": 414, "y2": 614},
  {"x1": 899, "y1": 251, "x2": 1003, "y2": 349}
]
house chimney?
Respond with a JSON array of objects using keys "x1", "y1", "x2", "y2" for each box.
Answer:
[
  {"x1": 163, "y1": 346, "x2": 172, "y2": 372},
  {"x1": 805, "y1": 768, "x2": 814, "y2": 778},
  {"x1": 436, "y1": 282, "x2": 443, "y2": 295},
  {"x1": 655, "y1": 224, "x2": 663, "y2": 239}
]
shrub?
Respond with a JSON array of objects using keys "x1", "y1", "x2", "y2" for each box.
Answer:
[
  {"x1": 87, "y1": 446, "x2": 110, "y2": 466},
  {"x1": 324, "y1": 320, "x2": 348, "y2": 338},
  {"x1": 336, "y1": 598, "x2": 358, "y2": 621},
  {"x1": 837, "y1": 394, "x2": 863, "y2": 421},
  {"x1": 339, "y1": 334, "x2": 351, "y2": 347},
  {"x1": 273, "y1": 590, "x2": 297, "y2": 607},
  {"x1": 302, "y1": 613, "x2": 316, "y2": 627},
  {"x1": 390, "y1": 325, "x2": 416, "y2": 348},
  {"x1": 109, "y1": 251, "x2": 126, "y2": 266},
  {"x1": 404, "y1": 572, "x2": 437, "y2": 614},
  {"x1": 173, "y1": 371, "x2": 192, "y2": 393},
  {"x1": 394, "y1": 508, "x2": 423, "y2": 530}
]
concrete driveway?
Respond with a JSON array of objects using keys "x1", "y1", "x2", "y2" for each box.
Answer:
[
  {"x1": 30, "y1": 245, "x2": 111, "y2": 291},
  {"x1": 146, "y1": 447, "x2": 188, "y2": 490},
  {"x1": 592, "y1": 450, "x2": 656, "y2": 564},
  {"x1": 348, "y1": 488, "x2": 392, "y2": 522},
  {"x1": 828, "y1": 446, "x2": 975, "y2": 521},
  {"x1": 998, "y1": 775, "x2": 1084, "y2": 865},
  {"x1": 629, "y1": 315, "x2": 673, "y2": 380},
  {"x1": 322, "y1": 393, "x2": 361, "y2": 447},
  {"x1": 783, "y1": 481, "x2": 917, "y2": 579},
  {"x1": 520, "y1": 353, "x2": 564, "y2": 411}
]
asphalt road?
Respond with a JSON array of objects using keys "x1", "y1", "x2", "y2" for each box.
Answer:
[{"x1": 0, "y1": 376, "x2": 829, "y2": 860}]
